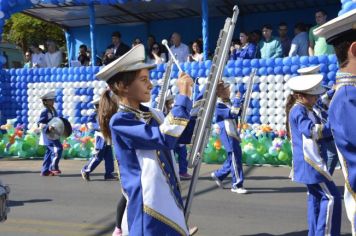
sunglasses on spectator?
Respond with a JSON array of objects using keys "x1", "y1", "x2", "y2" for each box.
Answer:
[{"x1": 152, "y1": 47, "x2": 159, "y2": 49}]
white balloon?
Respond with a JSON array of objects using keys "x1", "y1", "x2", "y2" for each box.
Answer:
[
  {"x1": 81, "y1": 110, "x2": 87, "y2": 116},
  {"x1": 242, "y1": 76, "x2": 249, "y2": 83},
  {"x1": 199, "y1": 84, "x2": 205, "y2": 92},
  {"x1": 267, "y1": 83, "x2": 275, "y2": 91},
  {"x1": 276, "y1": 99, "x2": 284, "y2": 107},
  {"x1": 151, "y1": 79, "x2": 158, "y2": 87},
  {"x1": 275, "y1": 83, "x2": 283, "y2": 91},
  {"x1": 260, "y1": 98, "x2": 268, "y2": 107},
  {"x1": 259, "y1": 108, "x2": 267, "y2": 115},
  {"x1": 259, "y1": 92, "x2": 267, "y2": 100},
  {"x1": 268, "y1": 116, "x2": 276, "y2": 123},
  {"x1": 284, "y1": 90, "x2": 291, "y2": 98},
  {"x1": 284, "y1": 74, "x2": 292, "y2": 82},
  {"x1": 268, "y1": 99, "x2": 276, "y2": 108},
  {"x1": 198, "y1": 77, "x2": 205, "y2": 85},
  {"x1": 80, "y1": 96, "x2": 88, "y2": 102},
  {"x1": 168, "y1": 79, "x2": 176, "y2": 86},
  {"x1": 267, "y1": 75, "x2": 275, "y2": 83},
  {"x1": 267, "y1": 92, "x2": 276, "y2": 100},
  {"x1": 235, "y1": 77, "x2": 242, "y2": 84},
  {"x1": 251, "y1": 92, "x2": 259, "y2": 99},
  {"x1": 259, "y1": 83, "x2": 268, "y2": 92},
  {"x1": 246, "y1": 108, "x2": 252, "y2": 116},
  {"x1": 259, "y1": 75, "x2": 267, "y2": 83},
  {"x1": 275, "y1": 75, "x2": 284, "y2": 83},
  {"x1": 260, "y1": 115, "x2": 268, "y2": 124},
  {"x1": 275, "y1": 91, "x2": 284, "y2": 99},
  {"x1": 171, "y1": 85, "x2": 179, "y2": 94}
]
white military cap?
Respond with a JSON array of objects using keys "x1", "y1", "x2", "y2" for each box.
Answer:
[
  {"x1": 297, "y1": 65, "x2": 321, "y2": 75},
  {"x1": 40, "y1": 91, "x2": 56, "y2": 100},
  {"x1": 96, "y1": 44, "x2": 156, "y2": 82},
  {"x1": 91, "y1": 97, "x2": 100, "y2": 105},
  {"x1": 314, "y1": 8, "x2": 356, "y2": 43},
  {"x1": 287, "y1": 74, "x2": 326, "y2": 95}
]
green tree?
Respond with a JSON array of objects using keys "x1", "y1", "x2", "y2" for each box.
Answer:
[{"x1": 3, "y1": 13, "x2": 65, "y2": 52}]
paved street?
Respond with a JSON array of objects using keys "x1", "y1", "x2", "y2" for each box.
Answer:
[{"x1": 0, "y1": 159, "x2": 352, "y2": 236}]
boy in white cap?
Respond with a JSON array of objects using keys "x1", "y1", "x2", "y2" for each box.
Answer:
[
  {"x1": 210, "y1": 82, "x2": 248, "y2": 194},
  {"x1": 80, "y1": 97, "x2": 116, "y2": 181},
  {"x1": 38, "y1": 91, "x2": 63, "y2": 176},
  {"x1": 285, "y1": 74, "x2": 341, "y2": 236},
  {"x1": 95, "y1": 44, "x2": 197, "y2": 235},
  {"x1": 314, "y1": 4, "x2": 356, "y2": 235}
]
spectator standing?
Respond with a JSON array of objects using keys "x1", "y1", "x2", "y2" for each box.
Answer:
[
  {"x1": 289, "y1": 23, "x2": 309, "y2": 57},
  {"x1": 29, "y1": 42, "x2": 45, "y2": 68},
  {"x1": 258, "y1": 25, "x2": 283, "y2": 59},
  {"x1": 170, "y1": 32, "x2": 190, "y2": 63},
  {"x1": 77, "y1": 44, "x2": 90, "y2": 66},
  {"x1": 107, "y1": 31, "x2": 130, "y2": 59},
  {"x1": 278, "y1": 22, "x2": 292, "y2": 57},
  {"x1": 146, "y1": 42, "x2": 167, "y2": 64},
  {"x1": 230, "y1": 32, "x2": 256, "y2": 60},
  {"x1": 24, "y1": 51, "x2": 32, "y2": 68},
  {"x1": 43, "y1": 40, "x2": 62, "y2": 68},
  {"x1": 308, "y1": 10, "x2": 334, "y2": 56},
  {"x1": 187, "y1": 41, "x2": 203, "y2": 62}
]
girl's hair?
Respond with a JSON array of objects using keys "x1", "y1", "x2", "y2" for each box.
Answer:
[
  {"x1": 42, "y1": 100, "x2": 54, "y2": 111},
  {"x1": 98, "y1": 71, "x2": 139, "y2": 141},
  {"x1": 285, "y1": 93, "x2": 297, "y2": 139}
]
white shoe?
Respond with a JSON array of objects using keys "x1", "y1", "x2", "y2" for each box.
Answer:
[
  {"x1": 211, "y1": 172, "x2": 223, "y2": 188},
  {"x1": 231, "y1": 187, "x2": 248, "y2": 194}
]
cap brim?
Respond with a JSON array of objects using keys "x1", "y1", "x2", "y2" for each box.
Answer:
[
  {"x1": 305, "y1": 86, "x2": 326, "y2": 95},
  {"x1": 297, "y1": 65, "x2": 321, "y2": 75}
]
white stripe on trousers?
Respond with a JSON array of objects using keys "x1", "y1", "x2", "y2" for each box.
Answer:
[
  {"x1": 231, "y1": 152, "x2": 240, "y2": 187},
  {"x1": 319, "y1": 182, "x2": 334, "y2": 236},
  {"x1": 51, "y1": 146, "x2": 58, "y2": 169}
]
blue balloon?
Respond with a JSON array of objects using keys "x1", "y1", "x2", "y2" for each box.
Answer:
[
  {"x1": 191, "y1": 61, "x2": 199, "y2": 69},
  {"x1": 198, "y1": 61, "x2": 205, "y2": 69},
  {"x1": 266, "y1": 58, "x2": 276, "y2": 67},
  {"x1": 309, "y1": 56, "x2": 319, "y2": 64},
  {"x1": 275, "y1": 58, "x2": 283, "y2": 66},
  {"x1": 267, "y1": 67, "x2": 274, "y2": 75},
  {"x1": 259, "y1": 59, "x2": 267, "y2": 67},
  {"x1": 320, "y1": 63, "x2": 328, "y2": 73},
  {"x1": 282, "y1": 57, "x2": 292, "y2": 66},
  {"x1": 300, "y1": 56, "x2": 309, "y2": 65},
  {"x1": 274, "y1": 66, "x2": 283, "y2": 75},
  {"x1": 191, "y1": 69, "x2": 198, "y2": 78},
  {"x1": 227, "y1": 68, "x2": 234, "y2": 77},
  {"x1": 242, "y1": 67, "x2": 251, "y2": 76},
  {"x1": 318, "y1": 55, "x2": 328, "y2": 64},
  {"x1": 328, "y1": 64, "x2": 338, "y2": 72},
  {"x1": 327, "y1": 71, "x2": 336, "y2": 81},
  {"x1": 251, "y1": 59, "x2": 259, "y2": 67},
  {"x1": 258, "y1": 67, "x2": 267, "y2": 76},
  {"x1": 247, "y1": 116, "x2": 253, "y2": 123},
  {"x1": 251, "y1": 99, "x2": 260, "y2": 108},
  {"x1": 291, "y1": 65, "x2": 299, "y2": 74},
  {"x1": 204, "y1": 60, "x2": 212, "y2": 69},
  {"x1": 234, "y1": 59, "x2": 243, "y2": 67},
  {"x1": 242, "y1": 59, "x2": 251, "y2": 67},
  {"x1": 183, "y1": 62, "x2": 190, "y2": 71},
  {"x1": 234, "y1": 67, "x2": 242, "y2": 76},
  {"x1": 227, "y1": 60, "x2": 235, "y2": 68},
  {"x1": 291, "y1": 56, "x2": 299, "y2": 65},
  {"x1": 328, "y1": 81, "x2": 335, "y2": 87},
  {"x1": 198, "y1": 69, "x2": 205, "y2": 77},
  {"x1": 283, "y1": 66, "x2": 291, "y2": 74}
]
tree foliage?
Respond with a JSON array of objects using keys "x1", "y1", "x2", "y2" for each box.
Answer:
[{"x1": 3, "y1": 13, "x2": 65, "y2": 52}]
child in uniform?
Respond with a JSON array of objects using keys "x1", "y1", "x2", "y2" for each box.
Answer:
[
  {"x1": 96, "y1": 44, "x2": 195, "y2": 235},
  {"x1": 210, "y1": 82, "x2": 248, "y2": 194},
  {"x1": 38, "y1": 91, "x2": 63, "y2": 176},
  {"x1": 286, "y1": 74, "x2": 341, "y2": 236},
  {"x1": 81, "y1": 97, "x2": 117, "y2": 181}
]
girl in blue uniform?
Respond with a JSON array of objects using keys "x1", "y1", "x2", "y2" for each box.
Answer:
[
  {"x1": 37, "y1": 91, "x2": 63, "y2": 176},
  {"x1": 286, "y1": 74, "x2": 341, "y2": 236},
  {"x1": 210, "y1": 82, "x2": 247, "y2": 194},
  {"x1": 81, "y1": 98, "x2": 116, "y2": 181},
  {"x1": 96, "y1": 44, "x2": 194, "y2": 235}
]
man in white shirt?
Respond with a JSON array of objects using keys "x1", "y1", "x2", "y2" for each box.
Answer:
[
  {"x1": 43, "y1": 40, "x2": 62, "y2": 68},
  {"x1": 29, "y1": 43, "x2": 45, "y2": 68},
  {"x1": 170, "y1": 32, "x2": 189, "y2": 63}
]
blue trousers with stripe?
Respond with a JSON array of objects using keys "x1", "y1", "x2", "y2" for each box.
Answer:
[
  {"x1": 174, "y1": 145, "x2": 188, "y2": 175},
  {"x1": 214, "y1": 148, "x2": 244, "y2": 188},
  {"x1": 41, "y1": 140, "x2": 63, "y2": 174},
  {"x1": 306, "y1": 180, "x2": 341, "y2": 236},
  {"x1": 82, "y1": 145, "x2": 114, "y2": 177}
]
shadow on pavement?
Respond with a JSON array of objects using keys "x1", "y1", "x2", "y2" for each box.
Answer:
[{"x1": 8, "y1": 198, "x2": 52, "y2": 207}]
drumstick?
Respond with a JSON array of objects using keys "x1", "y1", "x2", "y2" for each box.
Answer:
[{"x1": 161, "y1": 39, "x2": 183, "y2": 73}]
